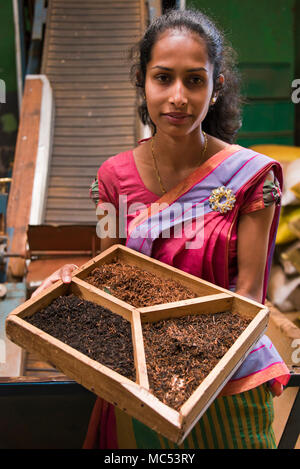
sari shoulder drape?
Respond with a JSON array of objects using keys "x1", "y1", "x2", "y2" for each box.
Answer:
[{"x1": 126, "y1": 145, "x2": 282, "y2": 290}]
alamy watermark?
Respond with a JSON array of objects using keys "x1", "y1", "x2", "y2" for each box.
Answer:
[
  {"x1": 292, "y1": 79, "x2": 300, "y2": 104},
  {"x1": 0, "y1": 79, "x2": 6, "y2": 103},
  {"x1": 291, "y1": 339, "x2": 300, "y2": 365},
  {"x1": 0, "y1": 339, "x2": 5, "y2": 364},
  {"x1": 95, "y1": 195, "x2": 204, "y2": 250}
]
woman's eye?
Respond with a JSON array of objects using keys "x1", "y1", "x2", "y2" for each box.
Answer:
[
  {"x1": 155, "y1": 74, "x2": 170, "y2": 83},
  {"x1": 189, "y1": 76, "x2": 204, "y2": 85}
]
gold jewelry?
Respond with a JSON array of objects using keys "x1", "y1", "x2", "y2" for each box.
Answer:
[
  {"x1": 151, "y1": 132, "x2": 208, "y2": 195},
  {"x1": 209, "y1": 186, "x2": 236, "y2": 214},
  {"x1": 151, "y1": 136, "x2": 167, "y2": 194}
]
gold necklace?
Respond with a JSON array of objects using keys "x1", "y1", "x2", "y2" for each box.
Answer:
[{"x1": 151, "y1": 131, "x2": 208, "y2": 195}]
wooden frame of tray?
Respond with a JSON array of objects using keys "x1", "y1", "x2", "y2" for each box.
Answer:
[{"x1": 6, "y1": 244, "x2": 269, "y2": 444}]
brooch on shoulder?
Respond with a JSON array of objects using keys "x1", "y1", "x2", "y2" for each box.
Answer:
[{"x1": 209, "y1": 186, "x2": 236, "y2": 214}]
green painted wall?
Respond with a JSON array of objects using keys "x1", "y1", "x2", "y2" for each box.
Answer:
[
  {"x1": 186, "y1": 0, "x2": 296, "y2": 146},
  {"x1": 0, "y1": 0, "x2": 19, "y2": 177},
  {"x1": 0, "y1": 1, "x2": 18, "y2": 93}
]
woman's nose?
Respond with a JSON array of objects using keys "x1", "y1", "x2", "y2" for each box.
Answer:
[{"x1": 168, "y1": 81, "x2": 188, "y2": 108}]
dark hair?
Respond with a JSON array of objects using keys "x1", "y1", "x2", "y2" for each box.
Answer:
[{"x1": 130, "y1": 8, "x2": 243, "y2": 143}]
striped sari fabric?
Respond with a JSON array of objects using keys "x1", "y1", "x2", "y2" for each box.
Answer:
[{"x1": 83, "y1": 384, "x2": 276, "y2": 449}]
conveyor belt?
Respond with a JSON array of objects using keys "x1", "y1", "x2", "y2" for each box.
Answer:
[{"x1": 41, "y1": 0, "x2": 142, "y2": 224}]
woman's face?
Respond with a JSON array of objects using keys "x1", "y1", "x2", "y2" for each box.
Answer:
[{"x1": 145, "y1": 29, "x2": 215, "y2": 137}]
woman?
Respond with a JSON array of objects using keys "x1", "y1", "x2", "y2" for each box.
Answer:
[{"x1": 34, "y1": 9, "x2": 290, "y2": 449}]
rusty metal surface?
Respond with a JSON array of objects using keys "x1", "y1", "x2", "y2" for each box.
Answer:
[
  {"x1": 25, "y1": 224, "x2": 100, "y2": 289},
  {"x1": 27, "y1": 224, "x2": 100, "y2": 253}
]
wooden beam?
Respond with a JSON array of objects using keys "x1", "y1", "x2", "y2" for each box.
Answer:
[
  {"x1": 6, "y1": 77, "x2": 43, "y2": 277},
  {"x1": 6, "y1": 75, "x2": 54, "y2": 278}
]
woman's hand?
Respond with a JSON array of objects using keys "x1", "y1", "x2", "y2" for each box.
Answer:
[{"x1": 31, "y1": 263, "x2": 79, "y2": 299}]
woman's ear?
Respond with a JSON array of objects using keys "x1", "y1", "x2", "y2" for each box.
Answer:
[
  {"x1": 211, "y1": 74, "x2": 225, "y2": 105},
  {"x1": 136, "y1": 70, "x2": 146, "y2": 99},
  {"x1": 135, "y1": 70, "x2": 143, "y2": 87},
  {"x1": 218, "y1": 74, "x2": 225, "y2": 88}
]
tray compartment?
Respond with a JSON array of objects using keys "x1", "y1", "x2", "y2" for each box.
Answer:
[
  {"x1": 73, "y1": 244, "x2": 222, "y2": 301},
  {"x1": 5, "y1": 280, "x2": 140, "y2": 387},
  {"x1": 139, "y1": 295, "x2": 269, "y2": 444}
]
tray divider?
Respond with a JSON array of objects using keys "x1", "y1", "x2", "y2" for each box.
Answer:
[
  {"x1": 71, "y1": 277, "x2": 134, "y2": 322},
  {"x1": 139, "y1": 293, "x2": 233, "y2": 323},
  {"x1": 131, "y1": 309, "x2": 149, "y2": 389}
]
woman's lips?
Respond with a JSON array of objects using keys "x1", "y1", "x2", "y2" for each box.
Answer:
[{"x1": 162, "y1": 112, "x2": 192, "y2": 124}]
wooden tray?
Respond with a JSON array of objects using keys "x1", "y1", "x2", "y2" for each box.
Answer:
[{"x1": 6, "y1": 244, "x2": 269, "y2": 444}]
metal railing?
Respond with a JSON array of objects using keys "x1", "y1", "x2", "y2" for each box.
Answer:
[{"x1": 26, "y1": 0, "x2": 47, "y2": 75}]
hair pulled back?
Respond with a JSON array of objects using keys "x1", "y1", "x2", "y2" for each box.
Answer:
[{"x1": 130, "y1": 8, "x2": 243, "y2": 143}]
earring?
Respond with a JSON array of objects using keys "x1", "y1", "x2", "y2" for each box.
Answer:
[{"x1": 211, "y1": 96, "x2": 217, "y2": 105}]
